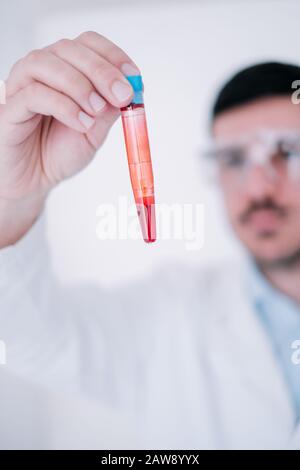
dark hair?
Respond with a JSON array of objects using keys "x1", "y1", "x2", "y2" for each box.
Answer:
[{"x1": 212, "y1": 61, "x2": 300, "y2": 120}]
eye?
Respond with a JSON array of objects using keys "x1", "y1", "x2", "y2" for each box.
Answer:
[
  {"x1": 276, "y1": 140, "x2": 300, "y2": 160},
  {"x1": 219, "y1": 147, "x2": 245, "y2": 167}
]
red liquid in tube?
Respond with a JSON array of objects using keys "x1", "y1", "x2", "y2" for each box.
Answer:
[{"x1": 121, "y1": 102, "x2": 156, "y2": 243}]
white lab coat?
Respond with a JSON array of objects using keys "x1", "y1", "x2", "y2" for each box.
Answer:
[{"x1": 0, "y1": 212, "x2": 299, "y2": 450}]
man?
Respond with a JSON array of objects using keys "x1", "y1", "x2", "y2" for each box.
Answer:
[{"x1": 0, "y1": 32, "x2": 299, "y2": 449}]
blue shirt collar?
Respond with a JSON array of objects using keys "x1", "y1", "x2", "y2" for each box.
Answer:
[{"x1": 246, "y1": 254, "x2": 300, "y2": 423}]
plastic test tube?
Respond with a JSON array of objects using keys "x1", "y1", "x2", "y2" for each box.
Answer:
[{"x1": 120, "y1": 75, "x2": 156, "y2": 243}]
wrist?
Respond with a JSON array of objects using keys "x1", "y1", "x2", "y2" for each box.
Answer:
[{"x1": 0, "y1": 192, "x2": 47, "y2": 248}]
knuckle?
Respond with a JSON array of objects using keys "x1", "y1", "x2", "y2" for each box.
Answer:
[
  {"x1": 94, "y1": 62, "x2": 114, "y2": 82},
  {"x1": 77, "y1": 30, "x2": 99, "y2": 42},
  {"x1": 25, "y1": 82, "x2": 40, "y2": 99},
  {"x1": 53, "y1": 38, "x2": 72, "y2": 52},
  {"x1": 66, "y1": 70, "x2": 86, "y2": 90},
  {"x1": 57, "y1": 98, "x2": 75, "y2": 117},
  {"x1": 25, "y1": 49, "x2": 43, "y2": 64},
  {"x1": 61, "y1": 69, "x2": 92, "y2": 100},
  {"x1": 106, "y1": 44, "x2": 124, "y2": 63}
]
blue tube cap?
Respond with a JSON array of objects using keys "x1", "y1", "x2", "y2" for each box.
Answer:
[{"x1": 126, "y1": 75, "x2": 144, "y2": 104}]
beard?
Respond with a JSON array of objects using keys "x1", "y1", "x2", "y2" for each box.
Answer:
[{"x1": 253, "y1": 245, "x2": 300, "y2": 271}]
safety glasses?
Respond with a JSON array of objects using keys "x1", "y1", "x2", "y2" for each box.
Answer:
[{"x1": 205, "y1": 129, "x2": 300, "y2": 187}]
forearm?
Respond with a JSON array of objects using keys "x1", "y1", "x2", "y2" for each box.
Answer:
[{"x1": 0, "y1": 206, "x2": 79, "y2": 391}]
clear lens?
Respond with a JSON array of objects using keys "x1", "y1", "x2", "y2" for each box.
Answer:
[{"x1": 206, "y1": 129, "x2": 300, "y2": 187}]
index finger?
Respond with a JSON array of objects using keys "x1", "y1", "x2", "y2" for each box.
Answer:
[{"x1": 75, "y1": 31, "x2": 141, "y2": 77}]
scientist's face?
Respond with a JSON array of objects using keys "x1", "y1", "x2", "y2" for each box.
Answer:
[{"x1": 212, "y1": 96, "x2": 300, "y2": 267}]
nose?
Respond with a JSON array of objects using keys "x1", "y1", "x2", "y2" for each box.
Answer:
[{"x1": 244, "y1": 163, "x2": 277, "y2": 200}]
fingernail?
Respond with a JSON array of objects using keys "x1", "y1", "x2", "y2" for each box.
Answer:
[
  {"x1": 112, "y1": 80, "x2": 133, "y2": 103},
  {"x1": 78, "y1": 111, "x2": 95, "y2": 130},
  {"x1": 89, "y1": 91, "x2": 106, "y2": 113},
  {"x1": 121, "y1": 63, "x2": 140, "y2": 76}
]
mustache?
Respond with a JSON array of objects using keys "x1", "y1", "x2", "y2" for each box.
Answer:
[{"x1": 239, "y1": 198, "x2": 287, "y2": 224}]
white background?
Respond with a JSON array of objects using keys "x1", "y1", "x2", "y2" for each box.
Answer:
[{"x1": 1, "y1": 0, "x2": 300, "y2": 286}]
